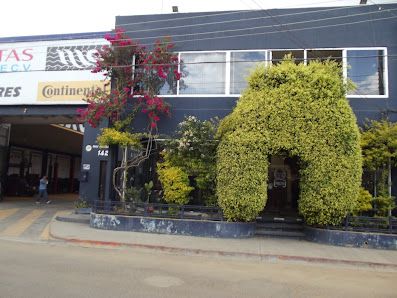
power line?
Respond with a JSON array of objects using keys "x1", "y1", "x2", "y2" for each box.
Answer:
[
  {"x1": 116, "y1": 5, "x2": 362, "y2": 34},
  {"x1": 0, "y1": 52, "x2": 392, "y2": 73},
  {"x1": 2, "y1": 10, "x2": 395, "y2": 55},
  {"x1": 145, "y1": 15, "x2": 396, "y2": 48},
  {"x1": 1, "y1": 3, "x2": 395, "y2": 47}
]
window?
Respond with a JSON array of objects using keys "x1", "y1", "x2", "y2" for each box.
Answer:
[
  {"x1": 271, "y1": 50, "x2": 304, "y2": 65},
  {"x1": 179, "y1": 52, "x2": 226, "y2": 95},
  {"x1": 230, "y1": 51, "x2": 268, "y2": 94},
  {"x1": 142, "y1": 48, "x2": 387, "y2": 97},
  {"x1": 158, "y1": 70, "x2": 178, "y2": 95},
  {"x1": 347, "y1": 49, "x2": 385, "y2": 96},
  {"x1": 307, "y1": 50, "x2": 342, "y2": 64}
]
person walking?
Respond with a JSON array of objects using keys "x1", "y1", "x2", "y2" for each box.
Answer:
[{"x1": 36, "y1": 176, "x2": 51, "y2": 204}]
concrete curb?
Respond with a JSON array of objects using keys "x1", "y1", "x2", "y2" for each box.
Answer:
[
  {"x1": 48, "y1": 224, "x2": 397, "y2": 270},
  {"x1": 55, "y1": 214, "x2": 90, "y2": 224}
]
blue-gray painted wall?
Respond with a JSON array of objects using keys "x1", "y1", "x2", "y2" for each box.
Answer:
[
  {"x1": 74, "y1": 5, "x2": 397, "y2": 203},
  {"x1": 116, "y1": 4, "x2": 397, "y2": 135}
]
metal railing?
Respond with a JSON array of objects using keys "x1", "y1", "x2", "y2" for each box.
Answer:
[
  {"x1": 93, "y1": 200, "x2": 224, "y2": 221},
  {"x1": 316, "y1": 215, "x2": 397, "y2": 234}
]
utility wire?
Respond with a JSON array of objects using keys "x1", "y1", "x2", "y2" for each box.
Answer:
[
  {"x1": 1, "y1": 3, "x2": 395, "y2": 47},
  {"x1": 1, "y1": 10, "x2": 396, "y2": 54},
  {"x1": 240, "y1": 0, "x2": 388, "y2": 111},
  {"x1": 117, "y1": 5, "x2": 365, "y2": 34},
  {"x1": 0, "y1": 53, "x2": 391, "y2": 72}
]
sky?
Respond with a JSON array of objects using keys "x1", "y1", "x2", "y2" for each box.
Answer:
[{"x1": 0, "y1": 0, "x2": 396, "y2": 38}]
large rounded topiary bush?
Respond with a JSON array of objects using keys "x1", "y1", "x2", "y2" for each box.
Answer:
[{"x1": 217, "y1": 59, "x2": 362, "y2": 225}]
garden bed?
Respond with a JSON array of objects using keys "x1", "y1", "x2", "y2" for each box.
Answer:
[{"x1": 90, "y1": 212, "x2": 256, "y2": 238}]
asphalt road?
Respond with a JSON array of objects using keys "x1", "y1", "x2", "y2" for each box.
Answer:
[{"x1": 0, "y1": 239, "x2": 396, "y2": 298}]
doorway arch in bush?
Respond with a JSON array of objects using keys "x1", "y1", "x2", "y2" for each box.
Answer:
[{"x1": 216, "y1": 59, "x2": 362, "y2": 225}]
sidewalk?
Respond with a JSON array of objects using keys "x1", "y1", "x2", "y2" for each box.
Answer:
[{"x1": 49, "y1": 213, "x2": 397, "y2": 270}]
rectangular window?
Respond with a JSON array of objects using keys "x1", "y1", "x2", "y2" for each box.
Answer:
[
  {"x1": 230, "y1": 51, "x2": 268, "y2": 94},
  {"x1": 179, "y1": 52, "x2": 226, "y2": 95},
  {"x1": 307, "y1": 50, "x2": 342, "y2": 64},
  {"x1": 133, "y1": 54, "x2": 177, "y2": 95},
  {"x1": 150, "y1": 48, "x2": 387, "y2": 97},
  {"x1": 347, "y1": 49, "x2": 385, "y2": 96},
  {"x1": 158, "y1": 71, "x2": 178, "y2": 95},
  {"x1": 271, "y1": 50, "x2": 304, "y2": 65}
]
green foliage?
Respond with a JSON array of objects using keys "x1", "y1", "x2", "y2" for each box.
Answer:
[
  {"x1": 124, "y1": 187, "x2": 141, "y2": 202},
  {"x1": 360, "y1": 119, "x2": 397, "y2": 170},
  {"x1": 351, "y1": 187, "x2": 373, "y2": 216},
  {"x1": 96, "y1": 127, "x2": 143, "y2": 149},
  {"x1": 373, "y1": 196, "x2": 396, "y2": 217},
  {"x1": 162, "y1": 116, "x2": 219, "y2": 205},
  {"x1": 157, "y1": 153, "x2": 194, "y2": 205},
  {"x1": 144, "y1": 181, "x2": 154, "y2": 202},
  {"x1": 217, "y1": 58, "x2": 362, "y2": 224},
  {"x1": 74, "y1": 197, "x2": 91, "y2": 209}
]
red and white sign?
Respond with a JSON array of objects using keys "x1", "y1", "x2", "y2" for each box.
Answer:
[{"x1": 0, "y1": 38, "x2": 109, "y2": 105}]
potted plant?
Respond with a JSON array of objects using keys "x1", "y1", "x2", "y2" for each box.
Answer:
[{"x1": 74, "y1": 196, "x2": 92, "y2": 214}]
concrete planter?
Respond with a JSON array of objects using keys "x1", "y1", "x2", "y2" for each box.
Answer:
[
  {"x1": 75, "y1": 208, "x2": 92, "y2": 214},
  {"x1": 305, "y1": 226, "x2": 397, "y2": 250},
  {"x1": 90, "y1": 213, "x2": 256, "y2": 238}
]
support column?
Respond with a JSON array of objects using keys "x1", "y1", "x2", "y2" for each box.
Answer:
[{"x1": 70, "y1": 157, "x2": 75, "y2": 193}]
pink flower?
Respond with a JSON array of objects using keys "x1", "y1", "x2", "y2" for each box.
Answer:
[
  {"x1": 154, "y1": 115, "x2": 160, "y2": 121},
  {"x1": 151, "y1": 123, "x2": 157, "y2": 128}
]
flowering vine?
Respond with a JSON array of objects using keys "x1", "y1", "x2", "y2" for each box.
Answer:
[
  {"x1": 77, "y1": 28, "x2": 181, "y2": 202},
  {"x1": 77, "y1": 28, "x2": 181, "y2": 130}
]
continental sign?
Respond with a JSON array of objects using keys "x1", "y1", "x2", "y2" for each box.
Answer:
[{"x1": 37, "y1": 81, "x2": 110, "y2": 102}]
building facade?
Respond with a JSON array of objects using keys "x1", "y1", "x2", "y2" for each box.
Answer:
[
  {"x1": 0, "y1": 32, "x2": 109, "y2": 199},
  {"x1": 1, "y1": 4, "x2": 396, "y2": 209}
]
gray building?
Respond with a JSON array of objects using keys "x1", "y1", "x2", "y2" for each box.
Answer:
[{"x1": 0, "y1": 4, "x2": 396, "y2": 211}]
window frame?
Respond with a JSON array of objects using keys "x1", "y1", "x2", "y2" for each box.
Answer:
[{"x1": 147, "y1": 47, "x2": 389, "y2": 98}]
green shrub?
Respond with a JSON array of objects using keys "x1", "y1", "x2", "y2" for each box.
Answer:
[
  {"x1": 124, "y1": 187, "x2": 141, "y2": 202},
  {"x1": 74, "y1": 197, "x2": 91, "y2": 209},
  {"x1": 163, "y1": 116, "x2": 219, "y2": 206},
  {"x1": 217, "y1": 58, "x2": 362, "y2": 224},
  {"x1": 157, "y1": 153, "x2": 194, "y2": 205},
  {"x1": 351, "y1": 187, "x2": 373, "y2": 216},
  {"x1": 373, "y1": 196, "x2": 396, "y2": 217}
]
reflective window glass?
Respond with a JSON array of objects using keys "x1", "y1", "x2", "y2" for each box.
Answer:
[
  {"x1": 230, "y1": 51, "x2": 268, "y2": 94},
  {"x1": 307, "y1": 50, "x2": 342, "y2": 64},
  {"x1": 179, "y1": 52, "x2": 226, "y2": 95},
  {"x1": 271, "y1": 50, "x2": 304, "y2": 65},
  {"x1": 347, "y1": 50, "x2": 385, "y2": 95}
]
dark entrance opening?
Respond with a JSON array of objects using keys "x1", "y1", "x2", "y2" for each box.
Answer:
[{"x1": 262, "y1": 155, "x2": 300, "y2": 217}]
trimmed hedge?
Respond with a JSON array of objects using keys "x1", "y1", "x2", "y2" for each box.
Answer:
[{"x1": 217, "y1": 59, "x2": 362, "y2": 225}]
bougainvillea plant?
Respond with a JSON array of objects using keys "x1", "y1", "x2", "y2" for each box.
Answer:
[
  {"x1": 77, "y1": 27, "x2": 180, "y2": 130},
  {"x1": 77, "y1": 28, "x2": 181, "y2": 201}
]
